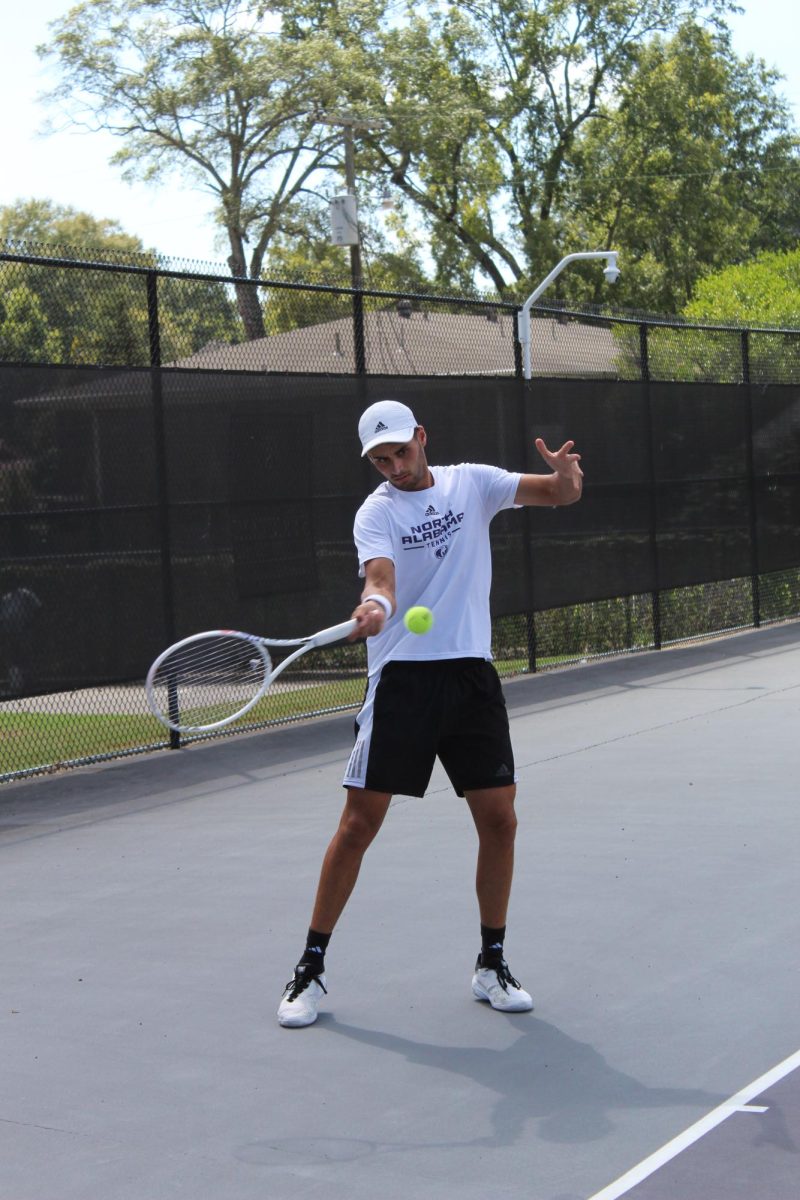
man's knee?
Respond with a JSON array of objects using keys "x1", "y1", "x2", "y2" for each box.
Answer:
[
  {"x1": 467, "y1": 787, "x2": 518, "y2": 840},
  {"x1": 337, "y1": 790, "x2": 391, "y2": 850}
]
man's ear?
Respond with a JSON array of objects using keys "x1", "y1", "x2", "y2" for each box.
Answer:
[{"x1": 417, "y1": 426, "x2": 427, "y2": 448}]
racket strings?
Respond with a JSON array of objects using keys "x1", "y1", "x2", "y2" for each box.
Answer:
[{"x1": 149, "y1": 634, "x2": 271, "y2": 729}]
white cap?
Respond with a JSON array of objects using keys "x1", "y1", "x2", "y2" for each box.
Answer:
[{"x1": 358, "y1": 400, "x2": 418, "y2": 457}]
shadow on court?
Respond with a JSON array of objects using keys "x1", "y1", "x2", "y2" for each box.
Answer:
[{"x1": 321, "y1": 1016, "x2": 723, "y2": 1146}]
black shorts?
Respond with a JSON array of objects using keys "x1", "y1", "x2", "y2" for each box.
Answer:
[{"x1": 343, "y1": 658, "x2": 516, "y2": 798}]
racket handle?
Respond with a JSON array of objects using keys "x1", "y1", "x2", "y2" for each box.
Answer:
[{"x1": 310, "y1": 618, "x2": 358, "y2": 647}]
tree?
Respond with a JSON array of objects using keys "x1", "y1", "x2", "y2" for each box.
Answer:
[
  {"x1": 614, "y1": 248, "x2": 800, "y2": 385},
  {"x1": 684, "y1": 248, "x2": 800, "y2": 384},
  {"x1": 361, "y1": 0, "x2": 735, "y2": 295},
  {"x1": 39, "y1": 0, "x2": 383, "y2": 338},
  {"x1": 363, "y1": 9, "x2": 511, "y2": 294},
  {"x1": 1, "y1": 199, "x2": 147, "y2": 363},
  {"x1": 0, "y1": 197, "x2": 148, "y2": 258},
  {"x1": 564, "y1": 24, "x2": 800, "y2": 311},
  {"x1": 684, "y1": 247, "x2": 800, "y2": 326},
  {"x1": 0, "y1": 285, "x2": 62, "y2": 363},
  {"x1": 38, "y1": 0, "x2": 799, "y2": 313},
  {"x1": 0, "y1": 200, "x2": 239, "y2": 365}
]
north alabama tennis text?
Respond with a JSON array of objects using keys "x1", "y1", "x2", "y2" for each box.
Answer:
[{"x1": 401, "y1": 509, "x2": 465, "y2": 551}]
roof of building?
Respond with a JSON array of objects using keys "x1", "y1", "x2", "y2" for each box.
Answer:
[{"x1": 168, "y1": 308, "x2": 622, "y2": 377}]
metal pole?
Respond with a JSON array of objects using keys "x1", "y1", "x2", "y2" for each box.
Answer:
[
  {"x1": 146, "y1": 270, "x2": 180, "y2": 748},
  {"x1": 517, "y1": 251, "x2": 619, "y2": 379},
  {"x1": 512, "y1": 304, "x2": 524, "y2": 379},
  {"x1": 741, "y1": 329, "x2": 761, "y2": 628},
  {"x1": 342, "y1": 123, "x2": 366, "y2": 375},
  {"x1": 514, "y1": 327, "x2": 536, "y2": 670},
  {"x1": 640, "y1": 322, "x2": 662, "y2": 650}
]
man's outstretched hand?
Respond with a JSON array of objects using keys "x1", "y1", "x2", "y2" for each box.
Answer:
[{"x1": 535, "y1": 437, "x2": 583, "y2": 504}]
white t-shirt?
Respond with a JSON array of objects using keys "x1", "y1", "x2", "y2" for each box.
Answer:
[{"x1": 354, "y1": 463, "x2": 521, "y2": 676}]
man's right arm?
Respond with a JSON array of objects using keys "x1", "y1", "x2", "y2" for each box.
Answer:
[{"x1": 351, "y1": 557, "x2": 397, "y2": 639}]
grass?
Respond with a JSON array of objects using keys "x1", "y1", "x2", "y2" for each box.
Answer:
[
  {"x1": 0, "y1": 675, "x2": 367, "y2": 778},
  {"x1": 173, "y1": 676, "x2": 366, "y2": 738},
  {"x1": 0, "y1": 709, "x2": 167, "y2": 776}
]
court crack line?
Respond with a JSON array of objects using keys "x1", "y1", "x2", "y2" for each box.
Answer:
[
  {"x1": 0, "y1": 1115, "x2": 87, "y2": 1136},
  {"x1": 516, "y1": 680, "x2": 800, "y2": 769}
]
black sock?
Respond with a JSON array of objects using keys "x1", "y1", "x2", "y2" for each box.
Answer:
[
  {"x1": 298, "y1": 928, "x2": 330, "y2": 972},
  {"x1": 480, "y1": 924, "x2": 506, "y2": 967}
]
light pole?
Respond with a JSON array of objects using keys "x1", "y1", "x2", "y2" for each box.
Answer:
[
  {"x1": 322, "y1": 115, "x2": 385, "y2": 375},
  {"x1": 342, "y1": 122, "x2": 365, "y2": 374},
  {"x1": 517, "y1": 251, "x2": 620, "y2": 380}
]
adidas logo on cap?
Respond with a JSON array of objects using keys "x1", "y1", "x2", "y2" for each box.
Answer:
[{"x1": 374, "y1": 420, "x2": 388, "y2": 433}]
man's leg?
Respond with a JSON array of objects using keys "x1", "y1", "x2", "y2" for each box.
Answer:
[
  {"x1": 465, "y1": 784, "x2": 518, "y2": 927},
  {"x1": 465, "y1": 785, "x2": 532, "y2": 1013},
  {"x1": 278, "y1": 788, "x2": 391, "y2": 1027},
  {"x1": 310, "y1": 787, "x2": 393, "y2": 932}
]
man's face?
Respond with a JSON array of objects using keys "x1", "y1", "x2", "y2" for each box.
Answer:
[{"x1": 367, "y1": 428, "x2": 432, "y2": 491}]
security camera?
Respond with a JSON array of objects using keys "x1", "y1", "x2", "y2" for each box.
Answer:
[{"x1": 603, "y1": 261, "x2": 620, "y2": 285}]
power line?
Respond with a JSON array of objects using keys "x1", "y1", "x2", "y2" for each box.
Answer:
[{"x1": 564, "y1": 162, "x2": 800, "y2": 187}]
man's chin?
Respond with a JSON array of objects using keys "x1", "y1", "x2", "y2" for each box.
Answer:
[{"x1": 390, "y1": 469, "x2": 431, "y2": 491}]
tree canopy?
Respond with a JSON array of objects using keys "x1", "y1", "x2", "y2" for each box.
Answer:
[
  {"x1": 1, "y1": 197, "x2": 149, "y2": 259},
  {"x1": 38, "y1": 0, "x2": 379, "y2": 335},
  {"x1": 0, "y1": 200, "x2": 239, "y2": 364},
  {"x1": 34, "y1": 0, "x2": 800, "y2": 319},
  {"x1": 566, "y1": 23, "x2": 800, "y2": 311},
  {"x1": 683, "y1": 247, "x2": 800, "y2": 327}
]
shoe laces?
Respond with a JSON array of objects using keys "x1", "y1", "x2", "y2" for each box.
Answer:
[
  {"x1": 283, "y1": 963, "x2": 327, "y2": 1002},
  {"x1": 483, "y1": 959, "x2": 521, "y2": 993}
]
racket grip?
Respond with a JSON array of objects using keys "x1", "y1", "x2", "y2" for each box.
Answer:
[{"x1": 311, "y1": 619, "x2": 359, "y2": 647}]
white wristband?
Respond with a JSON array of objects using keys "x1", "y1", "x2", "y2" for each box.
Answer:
[{"x1": 363, "y1": 593, "x2": 393, "y2": 619}]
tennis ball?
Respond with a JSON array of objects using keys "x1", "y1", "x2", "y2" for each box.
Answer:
[{"x1": 404, "y1": 605, "x2": 434, "y2": 635}]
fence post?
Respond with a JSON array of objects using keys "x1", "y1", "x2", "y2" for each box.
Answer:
[
  {"x1": 146, "y1": 270, "x2": 180, "y2": 748},
  {"x1": 513, "y1": 304, "x2": 524, "y2": 380},
  {"x1": 640, "y1": 323, "x2": 662, "y2": 649},
  {"x1": 352, "y1": 287, "x2": 366, "y2": 375},
  {"x1": 741, "y1": 329, "x2": 761, "y2": 628}
]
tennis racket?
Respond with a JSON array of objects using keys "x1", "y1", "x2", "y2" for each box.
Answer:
[{"x1": 145, "y1": 619, "x2": 357, "y2": 734}]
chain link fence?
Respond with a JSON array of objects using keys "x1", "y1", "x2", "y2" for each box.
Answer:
[{"x1": 2, "y1": 243, "x2": 799, "y2": 782}]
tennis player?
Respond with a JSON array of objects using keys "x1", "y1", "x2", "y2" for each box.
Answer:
[{"x1": 278, "y1": 399, "x2": 583, "y2": 1027}]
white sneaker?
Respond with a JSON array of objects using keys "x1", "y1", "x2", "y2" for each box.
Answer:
[
  {"x1": 277, "y1": 964, "x2": 327, "y2": 1027},
  {"x1": 472, "y1": 957, "x2": 533, "y2": 1012}
]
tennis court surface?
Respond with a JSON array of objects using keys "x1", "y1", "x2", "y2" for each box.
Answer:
[{"x1": 2, "y1": 622, "x2": 798, "y2": 1200}]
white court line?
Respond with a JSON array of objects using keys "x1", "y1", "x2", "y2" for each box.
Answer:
[{"x1": 587, "y1": 1048, "x2": 800, "y2": 1200}]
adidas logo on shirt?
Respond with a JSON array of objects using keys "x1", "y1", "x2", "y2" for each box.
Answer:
[{"x1": 424, "y1": 504, "x2": 439, "y2": 517}]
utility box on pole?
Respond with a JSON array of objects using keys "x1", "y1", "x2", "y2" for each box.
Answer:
[{"x1": 329, "y1": 193, "x2": 359, "y2": 245}]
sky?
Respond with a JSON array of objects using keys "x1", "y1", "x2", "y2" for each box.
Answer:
[{"x1": 1, "y1": 1, "x2": 798, "y2": 270}]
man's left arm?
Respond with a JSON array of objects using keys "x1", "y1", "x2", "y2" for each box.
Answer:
[{"x1": 513, "y1": 438, "x2": 583, "y2": 507}]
